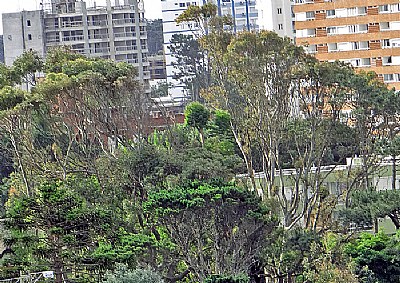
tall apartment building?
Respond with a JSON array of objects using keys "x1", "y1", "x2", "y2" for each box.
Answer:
[
  {"x1": 161, "y1": 0, "x2": 259, "y2": 96},
  {"x1": 294, "y1": 0, "x2": 400, "y2": 90},
  {"x1": 217, "y1": 0, "x2": 259, "y2": 33},
  {"x1": 2, "y1": 0, "x2": 149, "y2": 83},
  {"x1": 257, "y1": 0, "x2": 295, "y2": 38}
]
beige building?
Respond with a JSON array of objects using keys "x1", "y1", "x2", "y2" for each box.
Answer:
[{"x1": 294, "y1": 0, "x2": 400, "y2": 90}]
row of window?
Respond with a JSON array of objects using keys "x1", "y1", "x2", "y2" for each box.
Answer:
[
  {"x1": 297, "y1": 22, "x2": 400, "y2": 37},
  {"x1": 296, "y1": 4, "x2": 400, "y2": 21},
  {"x1": 322, "y1": 56, "x2": 400, "y2": 69},
  {"x1": 305, "y1": 39, "x2": 400, "y2": 53},
  {"x1": 176, "y1": 1, "x2": 197, "y2": 7},
  {"x1": 383, "y1": 74, "x2": 400, "y2": 83}
]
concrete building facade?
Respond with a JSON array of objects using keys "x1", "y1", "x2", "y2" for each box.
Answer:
[
  {"x1": 2, "y1": 0, "x2": 149, "y2": 83},
  {"x1": 0, "y1": 35, "x2": 4, "y2": 63},
  {"x1": 294, "y1": 0, "x2": 400, "y2": 90},
  {"x1": 257, "y1": 0, "x2": 294, "y2": 38},
  {"x1": 217, "y1": 0, "x2": 259, "y2": 33}
]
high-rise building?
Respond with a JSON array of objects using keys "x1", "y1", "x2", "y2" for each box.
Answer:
[
  {"x1": 257, "y1": 0, "x2": 294, "y2": 38},
  {"x1": 294, "y1": 0, "x2": 400, "y2": 90},
  {"x1": 2, "y1": 0, "x2": 149, "y2": 83},
  {"x1": 217, "y1": 0, "x2": 259, "y2": 33}
]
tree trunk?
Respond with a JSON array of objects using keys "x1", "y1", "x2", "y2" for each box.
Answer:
[
  {"x1": 392, "y1": 154, "x2": 397, "y2": 190},
  {"x1": 388, "y1": 213, "x2": 400, "y2": 229}
]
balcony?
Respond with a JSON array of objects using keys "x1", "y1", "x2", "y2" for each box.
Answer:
[{"x1": 295, "y1": 0, "x2": 314, "y2": 4}]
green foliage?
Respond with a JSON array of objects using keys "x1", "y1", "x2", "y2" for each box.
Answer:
[
  {"x1": 0, "y1": 86, "x2": 25, "y2": 111},
  {"x1": 144, "y1": 182, "x2": 267, "y2": 217},
  {"x1": 103, "y1": 264, "x2": 163, "y2": 283},
  {"x1": 261, "y1": 228, "x2": 320, "y2": 280},
  {"x1": 44, "y1": 46, "x2": 84, "y2": 73},
  {"x1": 345, "y1": 231, "x2": 400, "y2": 283},
  {"x1": 301, "y1": 233, "x2": 359, "y2": 283},
  {"x1": 144, "y1": 181, "x2": 277, "y2": 282},
  {"x1": 0, "y1": 64, "x2": 14, "y2": 89},
  {"x1": 184, "y1": 102, "x2": 210, "y2": 130},
  {"x1": 11, "y1": 50, "x2": 43, "y2": 86},
  {"x1": 168, "y1": 34, "x2": 210, "y2": 99},
  {"x1": 212, "y1": 109, "x2": 231, "y2": 134},
  {"x1": 3, "y1": 175, "x2": 112, "y2": 272},
  {"x1": 150, "y1": 82, "x2": 170, "y2": 97},
  {"x1": 340, "y1": 189, "x2": 400, "y2": 230}
]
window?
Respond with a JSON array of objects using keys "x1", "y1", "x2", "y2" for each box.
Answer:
[
  {"x1": 357, "y1": 7, "x2": 367, "y2": 15},
  {"x1": 348, "y1": 25, "x2": 356, "y2": 33},
  {"x1": 179, "y1": 2, "x2": 185, "y2": 7},
  {"x1": 278, "y1": 24, "x2": 283, "y2": 30},
  {"x1": 326, "y1": 9, "x2": 335, "y2": 17},
  {"x1": 384, "y1": 74, "x2": 394, "y2": 82},
  {"x1": 306, "y1": 11, "x2": 315, "y2": 19},
  {"x1": 27, "y1": 20, "x2": 31, "y2": 26},
  {"x1": 380, "y1": 22, "x2": 390, "y2": 30},
  {"x1": 328, "y1": 43, "x2": 338, "y2": 51},
  {"x1": 347, "y1": 7, "x2": 357, "y2": 16},
  {"x1": 327, "y1": 27, "x2": 337, "y2": 34},
  {"x1": 277, "y1": 8, "x2": 282, "y2": 14},
  {"x1": 379, "y1": 5, "x2": 389, "y2": 12},
  {"x1": 383, "y1": 56, "x2": 393, "y2": 65},
  {"x1": 382, "y1": 39, "x2": 390, "y2": 48},
  {"x1": 28, "y1": 34, "x2": 32, "y2": 40},
  {"x1": 361, "y1": 58, "x2": 371, "y2": 66}
]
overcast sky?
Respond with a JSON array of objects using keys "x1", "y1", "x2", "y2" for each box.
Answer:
[{"x1": 0, "y1": 0, "x2": 162, "y2": 34}]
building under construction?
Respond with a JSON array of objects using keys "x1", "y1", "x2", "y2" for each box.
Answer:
[{"x1": 2, "y1": 0, "x2": 150, "y2": 83}]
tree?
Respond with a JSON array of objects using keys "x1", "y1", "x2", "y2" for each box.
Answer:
[
  {"x1": 168, "y1": 34, "x2": 209, "y2": 101},
  {"x1": 184, "y1": 102, "x2": 210, "y2": 146},
  {"x1": 340, "y1": 189, "x2": 400, "y2": 230},
  {"x1": 103, "y1": 264, "x2": 164, "y2": 283},
  {"x1": 302, "y1": 233, "x2": 359, "y2": 283},
  {"x1": 261, "y1": 228, "x2": 320, "y2": 283},
  {"x1": 144, "y1": 182, "x2": 278, "y2": 282},
  {"x1": 3, "y1": 175, "x2": 112, "y2": 283},
  {"x1": 173, "y1": 3, "x2": 232, "y2": 100},
  {"x1": 203, "y1": 30, "x2": 360, "y2": 231},
  {"x1": 10, "y1": 50, "x2": 43, "y2": 87},
  {"x1": 0, "y1": 49, "x2": 153, "y2": 281},
  {"x1": 151, "y1": 82, "x2": 171, "y2": 98},
  {"x1": 345, "y1": 231, "x2": 400, "y2": 283},
  {"x1": 146, "y1": 19, "x2": 164, "y2": 55}
]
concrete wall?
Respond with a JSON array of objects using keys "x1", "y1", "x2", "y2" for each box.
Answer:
[
  {"x1": 257, "y1": 0, "x2": 294, "y2": 38},
  {"x1": 2, "y1": 10, "x2": 45, "y2": 66},
  {"x1": 0, "y1": 35, "x2": 4, "y2": 63}
]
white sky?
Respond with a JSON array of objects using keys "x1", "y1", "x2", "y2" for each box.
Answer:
[{"x1": 0, "y1": 0, "x2": 162, "y2": 34}]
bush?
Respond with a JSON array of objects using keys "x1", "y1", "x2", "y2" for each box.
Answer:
[{"x1": 103, "y1": 264, "x2": 163, "y2": 283}]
